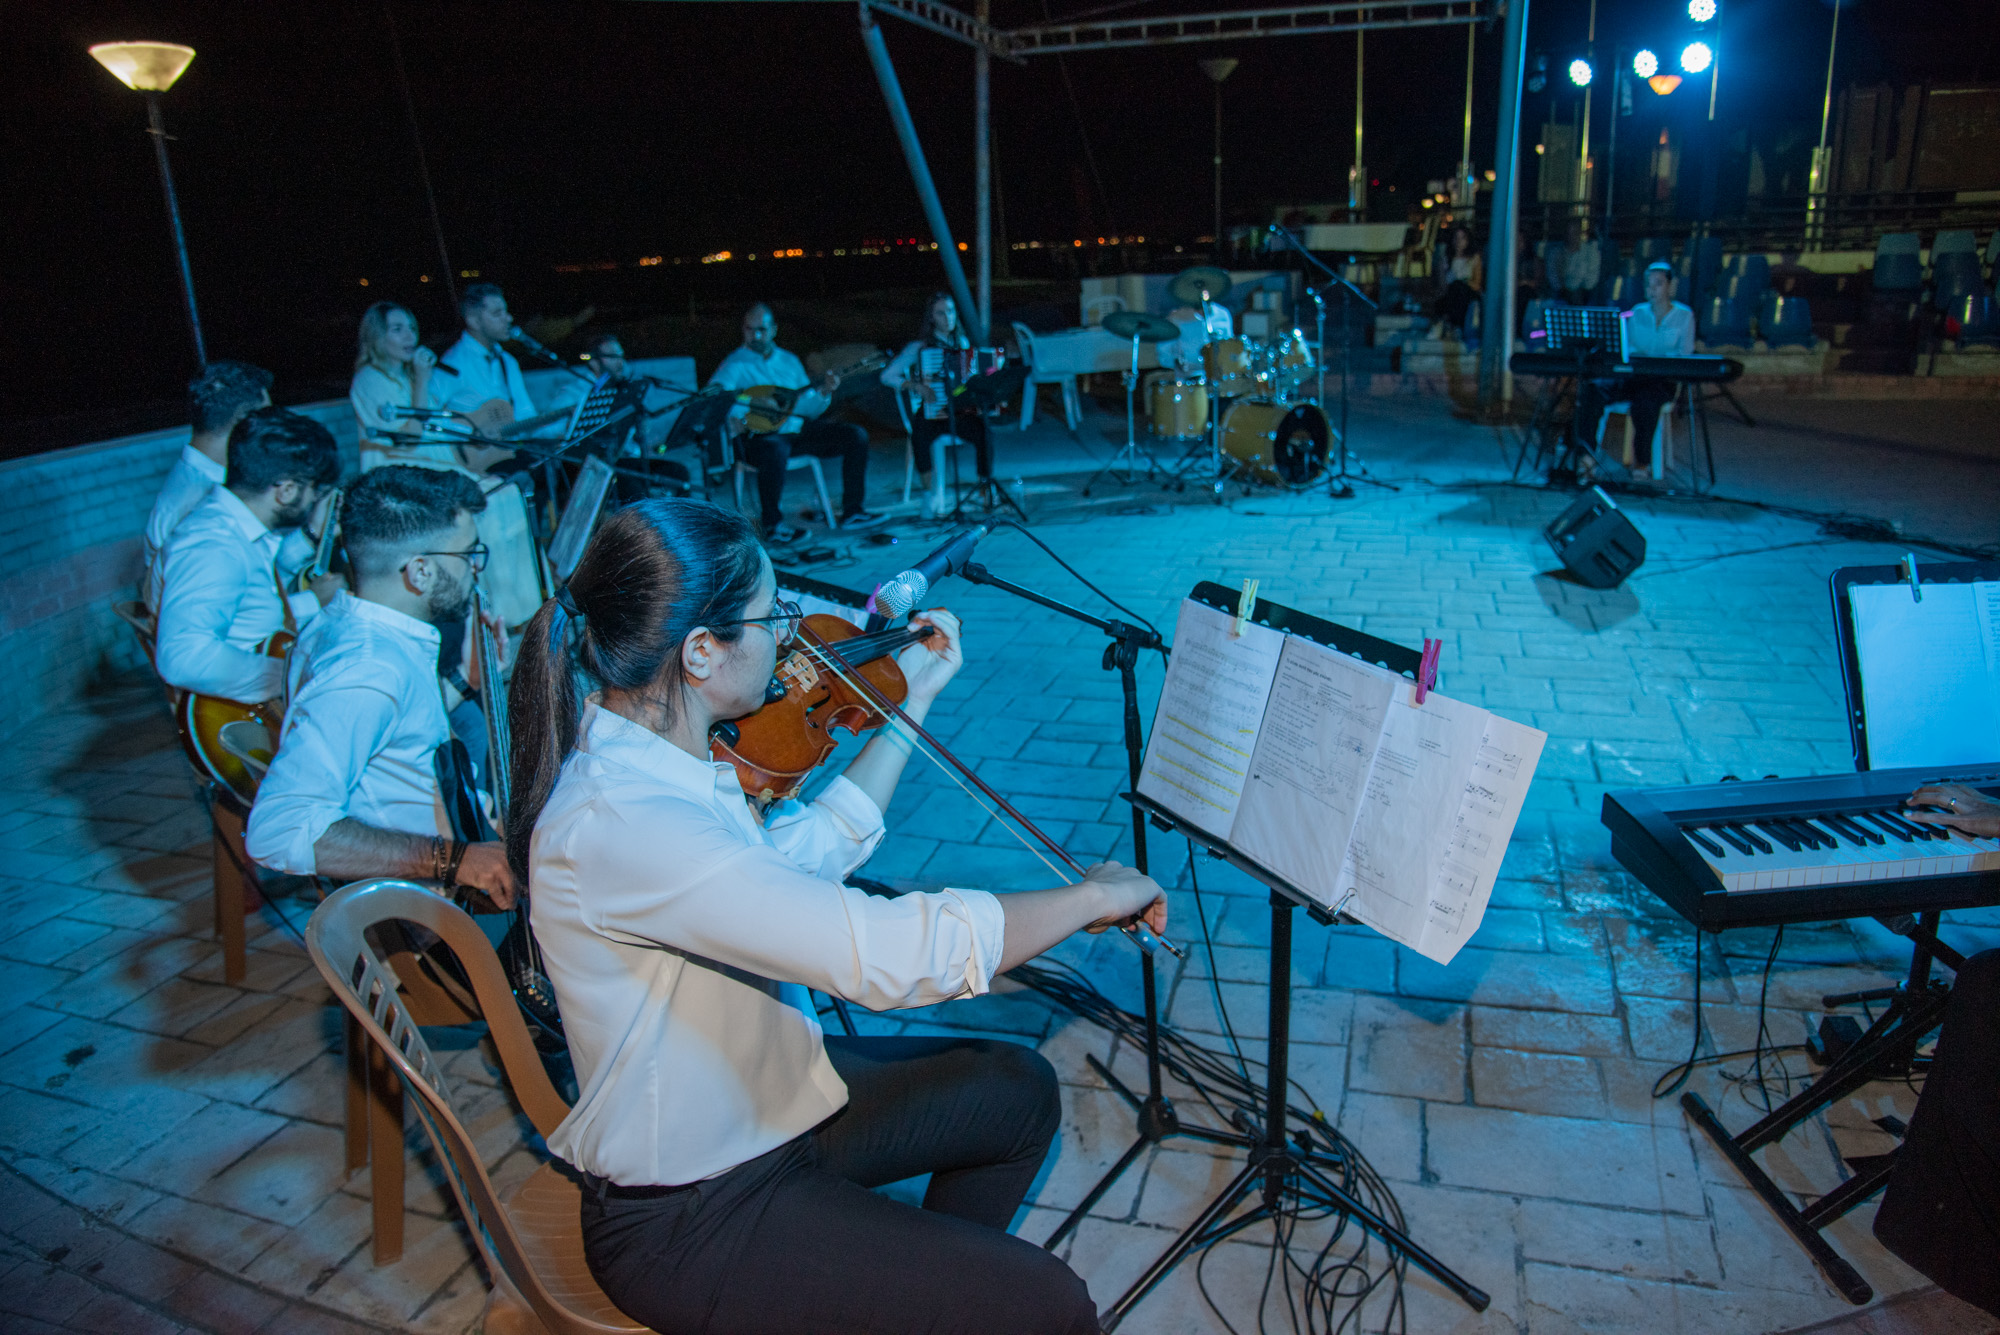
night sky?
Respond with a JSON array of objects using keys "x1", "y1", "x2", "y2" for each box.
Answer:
[{"x1": 10, "y1": 0, "x2": 1996, "y2": 444}]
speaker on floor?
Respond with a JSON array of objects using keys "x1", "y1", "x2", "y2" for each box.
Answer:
[{"x1": 1543, "y1": 485, "x2": 1646, "y2": 589}]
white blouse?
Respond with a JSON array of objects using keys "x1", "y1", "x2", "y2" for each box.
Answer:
[
  {"x1": 531, "y1": 704, "x2": 1005, "y2": 1187},
  {"x1": 350, "y1": 363, "x2": 459, "y2": 471}
]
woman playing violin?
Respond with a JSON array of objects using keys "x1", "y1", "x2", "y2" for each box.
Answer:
[{"x1": 507, "y1": 498, "x2": 1166, "y2": 1335}]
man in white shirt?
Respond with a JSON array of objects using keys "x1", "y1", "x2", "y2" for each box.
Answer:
[
  {"x1": 142, "y1": 360, "x2": 273, "y2": 601},
  {"x1": 707, "y1": 303, "x2": 882, "y2": 542},
  {"x1": 246, "y1": 465, "x2": 515, "y2": 905},
  {"x1": 439, "y1": 283, "x2": 538, "y2": 429},
  {"x1": 154, "y1": 408, "x2": 343, "y2": 705},
  {"x1": 1577, "y1": 260, "x2": 1694, "y2": 471}
]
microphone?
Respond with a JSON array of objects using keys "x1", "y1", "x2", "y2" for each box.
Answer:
[
  {"x1": 870, "y1": 525, "x2": 988, "y2": 618},
  {"x1": 509, "y1": 324, "x2": 563, "y2": 363},
  {"x1": 429, "y1": 358, "x2": 460, "y2": 376}
]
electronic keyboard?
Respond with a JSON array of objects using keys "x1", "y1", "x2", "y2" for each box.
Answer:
[
  {"x1": 1511, "y1": 351, "x2": 1742, "y2": 382},
  {"x1": 1600, "y1": 764, "x2": 2000, "y2": 931}
]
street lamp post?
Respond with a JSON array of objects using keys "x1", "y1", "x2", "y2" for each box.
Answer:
[
  {"x1": 89, "y1": 41, "x2": 205, "y2": 368},
  {"x1": 1199, "y1": 58, "x2": 1238, "y2": 251}
]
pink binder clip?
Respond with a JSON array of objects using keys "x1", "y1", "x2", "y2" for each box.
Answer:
[{"x1": 1414, "y1": 637, "x2": 1442, "y2": 704}]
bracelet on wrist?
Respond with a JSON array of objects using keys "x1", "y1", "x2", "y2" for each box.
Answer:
[{"x1": 443, "y1": 839, "x2": 469, "y2": 889}]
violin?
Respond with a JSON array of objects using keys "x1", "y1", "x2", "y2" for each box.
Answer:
[
  {"x1": 712, "y1": 617, "x2": 1180, "y2": 959},
  {"x1": 710, "y1": 613, "x2": 936, "y2": 805}
]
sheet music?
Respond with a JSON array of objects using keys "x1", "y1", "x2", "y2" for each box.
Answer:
[
  {"x1": 1851, "y1": 581, "x2": 2000, "y2": 769},
  {"x1": 1325, "y1": 684, "x2": 1490, "y2": 956},
  {"x1": 1137, "y1": 600, "x2": 1284, "y2": 838},
  {"x1": 1231, "y1": 637, "x2": 1398, "y2": 909},
  {"x1": 1420, "y1": 712, "x2": 1546, "y2": 962}
]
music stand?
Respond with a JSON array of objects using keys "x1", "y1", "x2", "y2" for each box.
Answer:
[
  {"x1": 1079, "y1": 582, "x2": 1490, "y2": 1330},
  {"x1": 1544, "y1": 304, "x2": 1622, "y2": 354},
  {"x1": 659, "y1": 387, "x2": 744, "y2": 496}
]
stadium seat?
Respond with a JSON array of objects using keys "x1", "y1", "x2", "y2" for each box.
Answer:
[
  {"x1": 1699, "y1": 295, "x2": 1752, "y2": 348},
  {"x1": 1759, "y1": 292, "x2": 1816, "y2": 348},
  {"x1": 1952, "y1": 294, "x2": 2000, "y2": 349},
  {"x1": 1873, "y1": 233, "x2": 1922, "y2": 293}
]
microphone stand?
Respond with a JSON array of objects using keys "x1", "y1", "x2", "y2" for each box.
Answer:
[
  {"x1": 1265, "y1": 224, "x2": 1396, "y2": 499},
  {"x1": 951, "y1": 560, "x2": 1228, "y2": 1255}
]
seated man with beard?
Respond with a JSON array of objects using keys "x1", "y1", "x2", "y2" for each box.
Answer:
[{"x1": 246, "y1": 465, "x2": 515, "y2": 907}]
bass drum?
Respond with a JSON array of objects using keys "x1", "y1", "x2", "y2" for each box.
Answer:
[
  {"x1": 1221, "y1": 399, "x2": 1331, "y2": 487},
  {"x1": 476, "y1": 477, "x2": 551, "y2": 628},
  {"x1": 1147, "y1": 377, "x2": 1210, "y2": 440}
]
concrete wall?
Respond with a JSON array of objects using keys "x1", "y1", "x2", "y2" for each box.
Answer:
[{"x1": 0, "y1": 402, "x2": 358, "y2": 743}]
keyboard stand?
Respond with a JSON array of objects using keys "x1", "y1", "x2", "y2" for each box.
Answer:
[{"x1": 1681, "y1": 911, "x2": 1964, "y2": 1305}]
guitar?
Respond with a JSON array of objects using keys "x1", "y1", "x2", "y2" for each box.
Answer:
[
  {"x1": 736, "y1": 352, "x2": 889, "y2": 435},
  {"x1": 174, "y1": 633, "x2": 292, "y2": 807},
  {"x1": 463, "y1": 399, "x2": 579, "y2": 442}
]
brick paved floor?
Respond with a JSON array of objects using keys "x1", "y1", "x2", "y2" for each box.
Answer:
[{"x1": 2, "y1": 397, "x2": 1995, "y2": 1333}]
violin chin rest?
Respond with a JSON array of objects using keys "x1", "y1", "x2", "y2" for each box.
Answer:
[{"x1": 712, "y1": 721, "x2": 741, "y2": 747}]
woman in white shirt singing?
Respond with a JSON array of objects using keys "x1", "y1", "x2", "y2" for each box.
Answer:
[
  {"x1": 349, "y1": 301, "x2": 459, "y2": 473},
  {"x1": 507, "y1": 498, "x2": 1165, "y2": 1335}
]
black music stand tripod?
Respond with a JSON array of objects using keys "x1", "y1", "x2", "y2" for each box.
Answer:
[
  {"x1": 1099, "y1": 798, "x2": 1491, "y2": 1329},
  {"x1": 1266, "y1": 223, "x2": 1395, "y2": 500}
]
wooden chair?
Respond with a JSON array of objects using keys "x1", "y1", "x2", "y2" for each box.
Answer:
[{"x1": 307, "y1": 879, "x2": 643, "y2": 1332}]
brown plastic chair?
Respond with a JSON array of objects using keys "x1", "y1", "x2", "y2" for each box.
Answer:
[{"x1": 306, "y1": 879, "x2": 648, "y2": 1334}]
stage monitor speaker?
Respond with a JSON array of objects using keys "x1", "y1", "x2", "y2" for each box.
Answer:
[{"x1": 1544, "y1": 485, "x2": 1646, "y2": 588}]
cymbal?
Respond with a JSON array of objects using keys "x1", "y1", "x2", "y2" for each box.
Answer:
[
  {"x1": 1101, "y1": 310, "x2": 1182, "y2": 343},
  {"x1": 1169, "y1": 265, "x2": 1233, "y2": 307}
]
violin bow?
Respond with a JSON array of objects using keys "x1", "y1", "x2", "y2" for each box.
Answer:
[{"x1": 797, "y1": 622, "x2": 1179, "y2": 958}]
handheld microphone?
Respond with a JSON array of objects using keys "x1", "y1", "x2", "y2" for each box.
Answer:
[
  {"x1": 870, "y1": 525, "x2": 988, "y2": 618},
  {"x1": 429, "y1": 358, "x2": 460, "y2": 376}
]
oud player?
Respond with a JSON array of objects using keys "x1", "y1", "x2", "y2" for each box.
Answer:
[{"x1": 706, "y1": 302, "x2": 882, "y2": 541}]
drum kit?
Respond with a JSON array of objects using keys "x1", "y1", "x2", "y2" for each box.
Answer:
[{"x1": 1096, "y1": 265, "x2": 1336, "y2": 494}]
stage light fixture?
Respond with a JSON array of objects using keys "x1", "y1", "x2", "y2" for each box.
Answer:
[
  {"x1": 1649, "y1": 73, "x2": 1684, "y2": 95},
  {"x1": 1688, "y1": 0, "x2": 1717, "y2": 21},
  {"x1": 1633, "y1": 49, "x2": 1659, "y2": 78},
  {"x1": 1568, "y1": 57, "x2": 1593, "y2": 87},
  {"x1": 1680, "y1": 41, "x2": 1713, "y2": 74}
]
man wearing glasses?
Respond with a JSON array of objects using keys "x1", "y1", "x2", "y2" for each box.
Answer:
[{"x1": 247, "y1": 466, "x2": 516, "y2": 907}]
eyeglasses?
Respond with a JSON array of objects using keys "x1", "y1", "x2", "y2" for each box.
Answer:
[
  {"x1": 408, "y1": 542, "x2": 490, "y2": 574},
  {"x1": 717, "y1": 598, "x2": 802, "y2": 644}
]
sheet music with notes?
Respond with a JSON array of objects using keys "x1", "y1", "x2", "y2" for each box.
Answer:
[
  {"x1": 1139, "y1": 599, "x2": 1546, "y2": 964},
  {"x1": 1849, "y1": 580, "x2": 2000, "y2": 769}
]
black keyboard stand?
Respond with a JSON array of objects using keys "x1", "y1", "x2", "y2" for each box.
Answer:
[{"x1": 1682, "y1": 911, "x2": 1964, "y2": 1305}]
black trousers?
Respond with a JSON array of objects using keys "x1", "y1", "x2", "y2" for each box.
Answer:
[
  {"x1": 912, "y1": 404, "x2": 993, "y2": 481},
  {"x1": 754, "y1": 420, "x2": 871, "y2": 527},
  {"x1": 580, "y1": 1035, "x2": 1096, "y2": 1335},
  {"x1": 1576, "y1": 374, "x2": 1675, "y2": 467},
  {"x1": 1434, "y1": 279, "x2": 1480, "y2": 329}
]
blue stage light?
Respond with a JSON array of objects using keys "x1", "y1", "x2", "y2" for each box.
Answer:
[
  {"x1": 1680, "y1": 41, "x2": 1713, "y2": 74},
  {"x1": 1688, "y1": 0, "x2": 1717, "y2": 22},
  {"x1": 1568, "y1": 57, "x2": 1594, "y2": 87},
  {"x1": 1633, "y1": 49, "x2": 1659, "y2": 78}
]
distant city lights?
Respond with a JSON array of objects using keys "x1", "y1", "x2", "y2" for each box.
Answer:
[
  {"x1": 1687, "y1": 0, "x2": 1716, "y2": 20},
  {"x1": 1633, "y1": 49, "x2": 1659, "y2": 78},
  {"x1": 1568, "y1": 57, "x2": 1593, "y2": 87},
  {"x1": 1680, "y1": 41, "x2": 1713, "y2": 74}
]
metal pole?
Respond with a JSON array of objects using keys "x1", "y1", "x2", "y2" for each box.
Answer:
[
  {"x1": 860, "y1": 5, "x2": 985, "y2": 344},
  {"x1": 1348, "y1": 30, "x2": 1366, "y2": 213},
  {"x1": 975, "y1": 0, "x2": 992, "y2": 336},
  {"x1": 1214, "y1": 80, "x2": 1224, "y2": 243},
  {"x1": 1578, "y1": 0, "x2": 1594, "y2": 215},
  {"x1": 1603, "y1": 58, "x2": 1621, "y2": 246},
  {"x1": 145, "y1": 92, "x2": 206, "y2": 369},
  {"x1": 1457, "y1": 24, "x2": 1476, "y2": 202},
  {"x1": 1806, "y1": 0, "x2": 1840, "y2": 250},
  {"x1": 1478, "y1": 0, "x2": 1530, "y2": 408}
]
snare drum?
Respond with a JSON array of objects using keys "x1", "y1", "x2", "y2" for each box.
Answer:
[
  {"x1": 1147, "y1": 377, "x2": 1210, "y2": 439},
  {"x1": 1202, "y1": 338, "x2": 1268, "y2": 398},
  {"x1": 1220, "y1": 399, "x2": 1331, "y2": 487}
]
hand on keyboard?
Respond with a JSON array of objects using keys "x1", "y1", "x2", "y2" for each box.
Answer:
[{"x1": 1906, "y1": 784, "x2": 2000, "y2": 839}]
